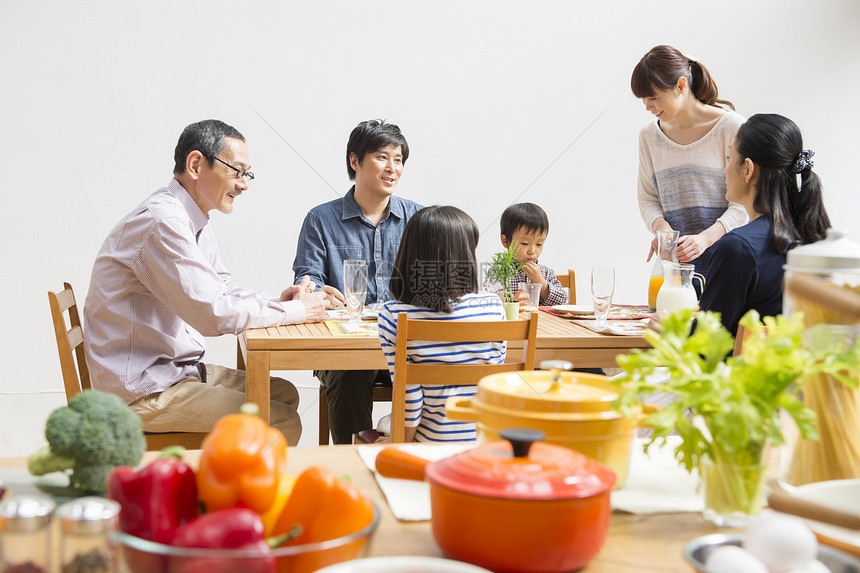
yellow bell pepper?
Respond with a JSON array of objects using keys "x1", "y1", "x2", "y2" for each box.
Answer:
[{"x1": 261, "y1": 474, "x2": 297, "y2": 536}]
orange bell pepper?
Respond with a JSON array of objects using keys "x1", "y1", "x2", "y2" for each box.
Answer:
[
  {"x1": 271, "y1": 466, "x2": 374, "y2": 544},
  {"x1": 197, "y1": 403, "x2": 288, "y2": 514}
]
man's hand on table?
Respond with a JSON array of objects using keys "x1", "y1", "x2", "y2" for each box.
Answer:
[
  {"x1": 281, "y1": 277, "x2": 346, "y2": 311},
  {"x1": 318, "y1": 285, "x2": 346, "y2": 308},
  {"x1": 294, "y1": 289, "x2": 328, "y2": 322},
  {"x1": 280, "y1": 276, "x2": 316, "y2": 301},
  {"x1": 279, "y1": 276, "x2": 326, "y2": 322}
]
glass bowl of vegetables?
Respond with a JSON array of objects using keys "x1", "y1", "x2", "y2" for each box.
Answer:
[{"x1": 117, "y1": 501, "x2": 380, "y2": 573}]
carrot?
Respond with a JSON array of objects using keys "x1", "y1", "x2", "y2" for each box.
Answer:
[{"x1": 374, "y1": 447, "x2": 429, "y2": 481}]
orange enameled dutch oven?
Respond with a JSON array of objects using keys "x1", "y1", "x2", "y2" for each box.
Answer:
[
  {"x1": 445, "y1": 365, "x2": 655, "y2": 488},
  {"x1": 375, "y1": 429, "x2": 616, "y2": 573}
]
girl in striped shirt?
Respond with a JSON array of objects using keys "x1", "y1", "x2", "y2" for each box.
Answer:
[{"x1": 377, "y1": 206, "x2": 507, "y2": 442}]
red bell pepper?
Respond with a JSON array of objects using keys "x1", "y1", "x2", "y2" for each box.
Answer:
[
  {"x1": 106, "y1": 445, "x2": 199, "y2": 544},
  {"x1": 169, "y1": 507, "x2": 276, "y2": 573}
]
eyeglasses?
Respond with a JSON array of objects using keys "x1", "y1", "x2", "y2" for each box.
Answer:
[{"x1": 210, "y1": 156, "x2": 255, "y2": 182}]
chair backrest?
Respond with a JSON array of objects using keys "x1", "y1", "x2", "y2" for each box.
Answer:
[
  {"x1": 48, "y1": 282, "x2": 90, "y2": 402},
  {"x1": 390, "y1": 313, "x2": 538, "y2": 442},
  {"x1": 733, "y1": 323, "x2": 777, "y2": 356},
  {"x1": 732, "y1": 324, "x2": 751, "y2": 356},
  {"x1": 48, "y1": 282, "x2": 208, "y2": 451},
  {"x1": 556, "y1": 269, "x2": 576, "y2": 304}
]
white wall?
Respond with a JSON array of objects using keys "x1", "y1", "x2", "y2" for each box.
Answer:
[{"x1": 2, "y1": 1, "x2": 858, "y2": 457}]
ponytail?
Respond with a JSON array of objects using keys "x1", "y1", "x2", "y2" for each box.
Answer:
[
  {"x1": 689, "y1": 60, "x2": 735, "y2": 111},
  {"x1": 791, "y1": 168, "x2": 830, "y2": 246}
]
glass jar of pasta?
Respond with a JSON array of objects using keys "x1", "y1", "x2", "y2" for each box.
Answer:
[{"x1": 781, "y1": 228, "x2": 860, "y2": 486}]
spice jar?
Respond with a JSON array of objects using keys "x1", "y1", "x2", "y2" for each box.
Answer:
[
  {"x1": 780, "y1": 228, "x2": 860, "y2": 486},
  {"x1": 57, "y1": 497, "x2": 120, "y2": 573},
  {"x1": 0, "y1": 493, "x2": 56, "y2": 573}
]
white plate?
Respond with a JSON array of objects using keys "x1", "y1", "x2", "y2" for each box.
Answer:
[
  {"x1": 791, "y1": 479, "x2": 860, "y2": 558},
  {"x1": 552, "y1": 304, "x2": 593, "y2": 315},
  {"x1": 316, "y1": 556, "x2": 493, "y2": 573}
]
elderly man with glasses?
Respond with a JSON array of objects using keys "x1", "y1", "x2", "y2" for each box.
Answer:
[{"x1": 84, "y1": 119, "x2": 327, "y2": 444}]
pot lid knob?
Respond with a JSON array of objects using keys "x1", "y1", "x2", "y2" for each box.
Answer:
[
  {"x1": 500, "y1": 428, "x2": 545, "y2": 458},
  {"x1": 540, "y1": 360, "x2": 573, "y2": 384}
]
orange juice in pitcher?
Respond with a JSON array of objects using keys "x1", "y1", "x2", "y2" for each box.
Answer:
[
  {"x1": 648, "y1": 230, "x2": 679, "y2": 312},
  {"x1": 648, "y1": 275, "x2": 664, "y2": 311}
]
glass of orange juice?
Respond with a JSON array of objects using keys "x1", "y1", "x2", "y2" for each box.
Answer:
[{"x1": 648, "y1": 230, "x2": 679, "y2": 311}]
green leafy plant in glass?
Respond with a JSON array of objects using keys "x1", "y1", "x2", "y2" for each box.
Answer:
[
  {"x1": 611, "y1": 309, "x2": 860, "y2": 520},
  {"x1": 486, "y1": 242, "x2": 526, "y2": 303}
]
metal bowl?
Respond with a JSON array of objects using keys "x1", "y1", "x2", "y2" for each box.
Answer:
[{"x1": 684, "y1": 533, "x2": 860, "y2": 572}]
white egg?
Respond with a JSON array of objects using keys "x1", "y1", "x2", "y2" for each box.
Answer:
[
  {"x1": 743, "y1": 512, "x2": 818, "y2": 573},
  {"x1": 784, "y1": 559, "x2": 831, "y2": 573},
  {"x1": 705, "y1": 545, "x2": 769, "y2": 573}
]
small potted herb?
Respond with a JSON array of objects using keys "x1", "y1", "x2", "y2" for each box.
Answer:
[
  {"x1": 611, "y1": 309, "x2": 860, "y2": 526},
  {"x1": 486, "y1": 243, "x2": 526, "y2": 320}
]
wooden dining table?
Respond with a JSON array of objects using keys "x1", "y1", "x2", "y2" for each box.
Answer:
[
  {"x1": 0, "y1": 445, "x2": 722, "y2": 572},
  {"x1": 238, "y1": 310, "x2": 651, "y2": 424}
]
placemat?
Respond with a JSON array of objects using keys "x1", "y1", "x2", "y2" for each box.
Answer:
[
  {"x1": 541, "y1": 304, "x2": 651, "y2": 321},
  {"x1": 357, "y1": 444, "x2": 475, "y2": 521},
  {"x1": 325, "y1": 320, "x2": 379, "y2": 337},
  {"x1": 572, "y1": 318, "x2": 649, "y2": 336},
  {"x1": 324, "y1": 307, "x2": 379, "y2": 321}
]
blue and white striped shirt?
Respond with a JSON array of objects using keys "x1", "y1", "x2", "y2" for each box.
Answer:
[{"x1": 377, "y1": 293, "x2": 507, "y2": 443}]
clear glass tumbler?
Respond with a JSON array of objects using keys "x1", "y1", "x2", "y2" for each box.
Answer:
[
  {"x1": 591, "y1": 267, "x2": 615, "y2": 329},
  {"x1": 524, "y1": 282, "x2": 541, "y2": 312},
  {"x1": 343, "y1": 259, "x2": 368, "y2": 323}
]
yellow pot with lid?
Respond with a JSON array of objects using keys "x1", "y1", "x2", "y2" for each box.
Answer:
[{"x1": 446, "y1": 365, "x2": 649, "y2": 488}]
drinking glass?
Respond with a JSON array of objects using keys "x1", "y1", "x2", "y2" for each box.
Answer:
[
  {"x1": 523, "y1": 282, "x2": 541, "y2": 312},
  {"x1": 343, "y1": 260, "x2": 368, "y2": 323},
  {"x1": 591, "y1": 267, "x2": 615, "y2": 329}
]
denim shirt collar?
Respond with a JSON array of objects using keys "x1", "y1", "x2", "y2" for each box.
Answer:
[{"x1": 341, "y1": 186, "x2": 408, "y2": 225}]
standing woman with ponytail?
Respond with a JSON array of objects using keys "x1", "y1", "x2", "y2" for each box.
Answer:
[
  {"x1": 632, "y1": 45, "x2": 748, "y2": 279},
  {"x1": 698, "y1": 114, "x2": 831, "y2": 336}
]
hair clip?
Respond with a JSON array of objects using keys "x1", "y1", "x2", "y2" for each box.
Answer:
[{"x1": 792, "y1": 149, "x2": 815, "y2": 174}]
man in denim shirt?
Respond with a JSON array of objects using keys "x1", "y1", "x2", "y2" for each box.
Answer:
[{"x1": 293, "y1": 119, "x2": 423, "y2": 443}]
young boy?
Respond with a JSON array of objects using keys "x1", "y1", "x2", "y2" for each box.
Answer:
[{"x1": 498, "y1": 203, "x2": 568, "y2": 306}]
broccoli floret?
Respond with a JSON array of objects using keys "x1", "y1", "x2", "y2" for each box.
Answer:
[{"x1": 28, "y1": 390, "x2": 146, "y2": 492}]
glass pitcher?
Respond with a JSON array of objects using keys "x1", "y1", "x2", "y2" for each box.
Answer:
[
  {"x1": 655, "y1": 262, "x2": 705, "y2": 312},
  {"x1": 648, "y1": 230, "x2": 680, "y2": 312}
]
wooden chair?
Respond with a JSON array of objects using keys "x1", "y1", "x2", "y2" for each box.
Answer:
[
  {"x1": 557, "y1": 269, "x2": 576, "y2": 303},
  {"x1": 318, "y1": 381, "x2": 392, "y2": 445},
  {"x1": 49, "y1": 283, "x2": 207, "y2": 451},
  {"x1": 389, "y1": 313, "x2": 539, "y2": 442}
]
